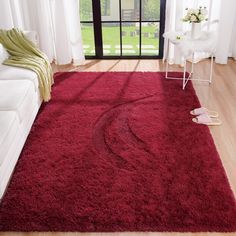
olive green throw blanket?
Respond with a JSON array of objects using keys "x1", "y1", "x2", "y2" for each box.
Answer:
[{"x1": 0, "y1": 28, "x2": 53, "y2": 102}]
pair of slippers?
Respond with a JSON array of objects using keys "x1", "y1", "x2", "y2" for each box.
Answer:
[{"x1": 190, "y1": 107, "x2": 222, "y2": 126}]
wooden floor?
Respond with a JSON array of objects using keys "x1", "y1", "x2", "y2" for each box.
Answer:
[{"x1": 1, "y1": 59, "x2": 236, "y2": 236}]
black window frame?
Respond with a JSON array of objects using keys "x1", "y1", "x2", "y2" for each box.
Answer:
[{"x1": 80, "y1": 0, "x2": 166, "y2": 59}]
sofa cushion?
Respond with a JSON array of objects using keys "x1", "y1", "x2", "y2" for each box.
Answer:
[
  {"x1": 0, "y1": 64, "x2": 39, "y2": 90},
  {"x1": 0, "y1": 111, "x2": 20, "y2": 166},
  {"x1": 0, "y1": 80, "x2": 36, "y2": 122},
  {"x1": 0, "y1": 43, "x2": 9, "y2": 64}
]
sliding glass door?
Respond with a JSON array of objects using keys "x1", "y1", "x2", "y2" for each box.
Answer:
[{"x1": 80, "y1": 0, "x2": 166, "y2": 59}]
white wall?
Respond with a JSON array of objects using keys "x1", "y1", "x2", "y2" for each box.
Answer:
[
  {"x1": 101, "y1": 0, "x2": 119, "y2": 21},
  {"x1": 215, "y1": 0, "x2": 236, "y2": 64},
  {"x1": 230, "y1": 13, "x2": 236, "y2": 59}
]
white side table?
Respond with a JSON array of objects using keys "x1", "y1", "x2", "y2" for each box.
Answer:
[{"x1": 163, "y1": 31, "x2": 218, "y2": 89}]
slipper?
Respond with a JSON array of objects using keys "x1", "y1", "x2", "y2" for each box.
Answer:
[
  {"x1": 190, "y1": 107, "x2": 218, "y2": 118},
  {"x1": 192, "y1": 114, "x2": 222, "y2": 126}
]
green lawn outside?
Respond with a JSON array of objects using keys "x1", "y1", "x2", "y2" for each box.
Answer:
[{"x1": 81, "y1": 24, "x2": 160, "y2": 56}]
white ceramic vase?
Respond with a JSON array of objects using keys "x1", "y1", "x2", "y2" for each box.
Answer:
[{"x1": 191, "y1": 22, "x2": 201, "y2": 40}]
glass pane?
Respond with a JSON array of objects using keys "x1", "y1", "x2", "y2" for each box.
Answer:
[
  {"x1": 102, "y1": 23, "x2": 121, "y2": 56},
  {"x1": 79, "y1": 0, "x2": 93, "y2": 21},
  {"x1": 101, "y1": 0, "x2": 120, "y2": 21},
  {"x1": 121, "y1": 0, "x2": 140, "y2": 21},
  {"x1": 122, "y1": 23, "x2": 140, "y2": 55},
  {"x1": 141, "y1": 22, "x2": 159, "y2": 56},
  {"x1": 142, "y1": 0, "x2": 160, "y2": 21},
  {"x1": 81, "y1": 23, "x2": 95, "y2": 56}
]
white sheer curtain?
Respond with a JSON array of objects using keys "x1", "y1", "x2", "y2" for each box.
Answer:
[
  {"x1": 0, "y1": 0, "x2": 85, "y2": 65},
  {"x1": 164, "y1": 0, "x2": 236, "y2": 64}
]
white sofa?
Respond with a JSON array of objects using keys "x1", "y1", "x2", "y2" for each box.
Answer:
[{"x1": 0, "y1": 32, "x2": 42, "y2": 199}]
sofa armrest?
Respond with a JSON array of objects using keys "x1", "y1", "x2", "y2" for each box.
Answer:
[{"x1": 0, "y1": 31, "x2": 39, "y2": 64}]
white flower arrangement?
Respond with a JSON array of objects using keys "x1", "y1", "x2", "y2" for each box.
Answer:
[{"x1": 183, "y1": 6, "x2": 208, "y2": 23}]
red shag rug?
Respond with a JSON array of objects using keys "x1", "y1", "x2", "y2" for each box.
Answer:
[{"x1": 0, "y1": 72, "x2": 236, "y2": 232}]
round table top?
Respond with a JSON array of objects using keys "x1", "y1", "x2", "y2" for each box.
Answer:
[{"x1": 163, "y1": 31, "x2": 218, "y2": 56}]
